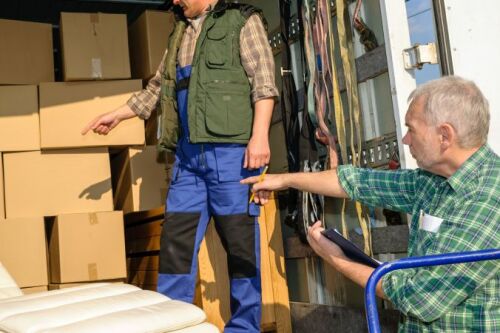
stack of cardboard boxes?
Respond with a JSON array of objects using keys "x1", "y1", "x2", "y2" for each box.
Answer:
[{"x1": 0, "y1": 10, "x2": 174, "y2": 293}]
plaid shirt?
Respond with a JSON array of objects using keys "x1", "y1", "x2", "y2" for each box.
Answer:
[
  {"x1": 127, "y1": 12, "x2": 278, "y2": 119},
  {"x1": 338, "y1": 145, "x2": 500, "y2": 332}
]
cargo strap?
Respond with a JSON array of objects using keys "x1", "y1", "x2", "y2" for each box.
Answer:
[
  {"x1": 335, "y1": 0, "x2": 371, "y2": 255},
  {"x1": 302, "y1": 0, "x2": 318, "y2": 127},
  {"x1": 313, "y1": 0, "x2": 338, "y2": 160}
]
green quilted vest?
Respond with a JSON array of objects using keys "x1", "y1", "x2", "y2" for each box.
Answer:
[{"x1": 158, "y1": 2, "x2": 263, "y2": 151}]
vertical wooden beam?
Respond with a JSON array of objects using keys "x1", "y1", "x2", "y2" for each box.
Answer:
[
  {"x1": 262, "y1": 197, "x2": 292, "y2": 333},
  {"x1": 198, "y1": 221, "x2": 230, "y2": 331}
]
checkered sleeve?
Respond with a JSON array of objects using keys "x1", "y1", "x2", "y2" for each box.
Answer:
[
  {"x1": 240, "y1": 14, "x2": 279, "y2": 103},
  {"x1": 382, "y1": 198, "x2": 500, "y2": 323},
  {"x1": 126, "y1": 49, "x2": 167, "y2": 119},
  {"x1": 336, "y1": 165, "x2": 418, "y2": 213}
]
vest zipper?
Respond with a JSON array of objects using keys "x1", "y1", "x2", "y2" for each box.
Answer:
[{"x1": 211, "y1": 79, "x2": 246, "y2": 85}]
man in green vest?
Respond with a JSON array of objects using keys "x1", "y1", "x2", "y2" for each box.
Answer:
[{"x1": 83, "y1": 1, "x2": 278, "y2": 331}]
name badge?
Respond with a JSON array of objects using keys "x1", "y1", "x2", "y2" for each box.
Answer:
[{"x1": 419, "y1": 211, "x2": 444, "y2": 233}]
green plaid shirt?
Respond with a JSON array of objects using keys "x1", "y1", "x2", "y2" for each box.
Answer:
[{"x1": 337, "y1": 145, "x2": 499, "y2": 332}]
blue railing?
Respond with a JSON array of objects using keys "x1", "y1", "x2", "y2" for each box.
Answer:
[{"x1": 365, "y1": 248, "x2": 500, "y2": 333}]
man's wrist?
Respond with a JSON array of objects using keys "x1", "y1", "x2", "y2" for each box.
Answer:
[
  {"x1": 115, "y1": 105, "x2": 136, "y2": 121},
  {"x1": 250, "y1": 130, "x2": 269, "y2": 140}
]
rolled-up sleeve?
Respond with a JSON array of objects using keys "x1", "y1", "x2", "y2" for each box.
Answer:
[
  {"x1": 337, "y1": 165, "x2": 418, "y2": 213},
  {"x1": 240, "y1": 14, "x2": 279, "y2": 103},
  {"x1": 126, "y1": 49, "x2": 166, "y2": 119}
]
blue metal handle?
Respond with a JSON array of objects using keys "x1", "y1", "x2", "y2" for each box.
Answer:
[{"x1": 365, "y1": 248, "x2": 500, "y2": 333}]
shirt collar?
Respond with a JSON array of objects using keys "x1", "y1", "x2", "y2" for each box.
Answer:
[
  {"x1": 446, "y1": 144, "x2": 491, "y2": 194},
  {"x1": 186, "y1": 0, "x2": 219, "y2": 25}
]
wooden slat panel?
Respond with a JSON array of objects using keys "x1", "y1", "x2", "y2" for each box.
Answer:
[
  {"x1": 126, "y1": 235, "x2": 160, "y2": 255},
  {"x1": 127, "y1": 255, "x2": 159, "y2": 271},
  {"x1": 125, "y1": 219, "x2": 162, "y2": 241},
  {"x1": 128, "y1": 270, "x2": 157, "y2": 285},
  {"x1": 290, "y1": 302, "x2": 399, "y2": 333},
  {"x1": 124, "y1": 205, "x2": 164, "y2": 226}
]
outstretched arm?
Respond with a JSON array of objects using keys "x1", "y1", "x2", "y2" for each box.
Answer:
[
  {"x1": 81, "y1": 104, "x2": 136, "y2": 135},
  {"x1": 241, "y1": 168, "x2": 350, "y2": 205}
]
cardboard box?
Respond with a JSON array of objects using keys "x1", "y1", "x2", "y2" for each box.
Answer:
[
  {"x1": 3, "y1": 148, "x2": 113, "y2": 218},
  {"x1": 129, "y1": 10, "x2": 174, "y2": 79},
  {"x1": 39, "y1": 81, "x2": 145, "y2": 149},
  {"x1": 60, "y1": 12, "x2": 130, "y2": 81},
  {"x1": 48, "y1": 279, "x2": 124, "y2": 290},
  {"x1": 48, "y1": 211, "x2": 127, "y2": 283},
  {"x1": 0, "y1": 19, "x2": 54, "y2": 84},
  {"x1": 111, "y1": 146, "x2": 168, "y2": 214},
  {"x1": 0, "y1": 85, "x2": 40, "y2": 152},
  {"x1": 0, "y1": 154, "x2": 4, "y2": 219},
  {"x1": 0, "y1": 217, "x2": 48, "y2": 288},
  {"x1": 21, "y1": 286, "x2": 48, "y2": 294}
]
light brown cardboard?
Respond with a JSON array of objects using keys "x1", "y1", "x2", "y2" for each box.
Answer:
[
  {"x1": 111, "y1": 146, "x2": 168, "y2": 214},
  {"x1": 60, "y1": 12, "x2": 131, "y2": 81},
  {"x1": 0, "y1": 19, "x2": 54, "y2": 84},
  {"x1": 129, "y1": 10, "x2": 174, "y2": 79},
  {"x1": 0, "y1": 154, "x2": 4, "y2": 219},
  {"x1": 39, "y1": 81, "x2": 144, "y2": 149},
  {"x1": 48, "y1": 211, "x2": 127, "y2": 283},
  {"x1": 0, "y1": 217, "x2": 48, "y2": 288},
  {"x1": 21, "y1": 286, "x2": 49, "y2": 294},
  {"x1": 0, "y1": 85, "x2": 40, "y2": 152},
  {"x1": 3, "y1": 148, "x2": 113, "y2": 218}
]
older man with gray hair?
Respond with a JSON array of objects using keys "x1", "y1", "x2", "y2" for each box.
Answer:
[{"x1": 243, "y1": 75, "x2": 499, "y2": 332}]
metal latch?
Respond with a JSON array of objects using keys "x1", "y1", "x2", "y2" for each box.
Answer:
[{"x1": 403, "y1": 43, "x2": 438, "y2": 69}]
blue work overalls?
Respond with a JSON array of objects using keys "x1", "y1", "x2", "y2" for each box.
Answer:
[{"x1": 158, "y1": 65, "x2": 262, "y2": 333}]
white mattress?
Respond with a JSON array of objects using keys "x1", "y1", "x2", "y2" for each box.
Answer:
[{"x1": 0, "y1": 282, "x2": 219, "y2": 333}]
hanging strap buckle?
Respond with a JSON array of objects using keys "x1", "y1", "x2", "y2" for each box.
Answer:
[{"x1": 280, "y1": 67, "x2": 292, "y2": 77}]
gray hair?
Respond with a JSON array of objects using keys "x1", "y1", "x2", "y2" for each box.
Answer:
[{"x1": 408, "y1": 75, "x2": 490, "y2": 148}]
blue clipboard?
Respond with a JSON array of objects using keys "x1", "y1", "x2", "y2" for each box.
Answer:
[{"x1": 321, "y1": 228, "x2": 381, "y2": 268}]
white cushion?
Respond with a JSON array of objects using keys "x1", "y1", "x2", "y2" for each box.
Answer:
[
  {"x1": 0, "y1": 283, "x2": 217, "y2": 333},
  {"x1": 170, "y1": 323, "x2": 220, "y2": 333}
]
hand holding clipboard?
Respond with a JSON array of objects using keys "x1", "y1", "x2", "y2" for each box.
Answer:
[{"x1": 321, "y1": 228, "x2": 381, "y2": 268}]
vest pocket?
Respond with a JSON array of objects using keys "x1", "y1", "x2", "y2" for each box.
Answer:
[
  {"x1": 206, "y1": 28, "x2": 230, "y2": 68},
  {"x1": 205, "y1": 82, "x2": 252, "y2": 137}
]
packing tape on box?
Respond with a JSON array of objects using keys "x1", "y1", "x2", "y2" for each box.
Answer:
[
  {"x1": 88, "y1": 263, "x2": 98, "y2": 280},
  {"x1": 91, "y1": 58, "x2": 103, "y2": 79},
  {"x1": 90, "y1": 13, "x2": 99, "y2": 24},
  {"x1": 89, "y1": 212, "x2": 99, "y2": 225}
]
